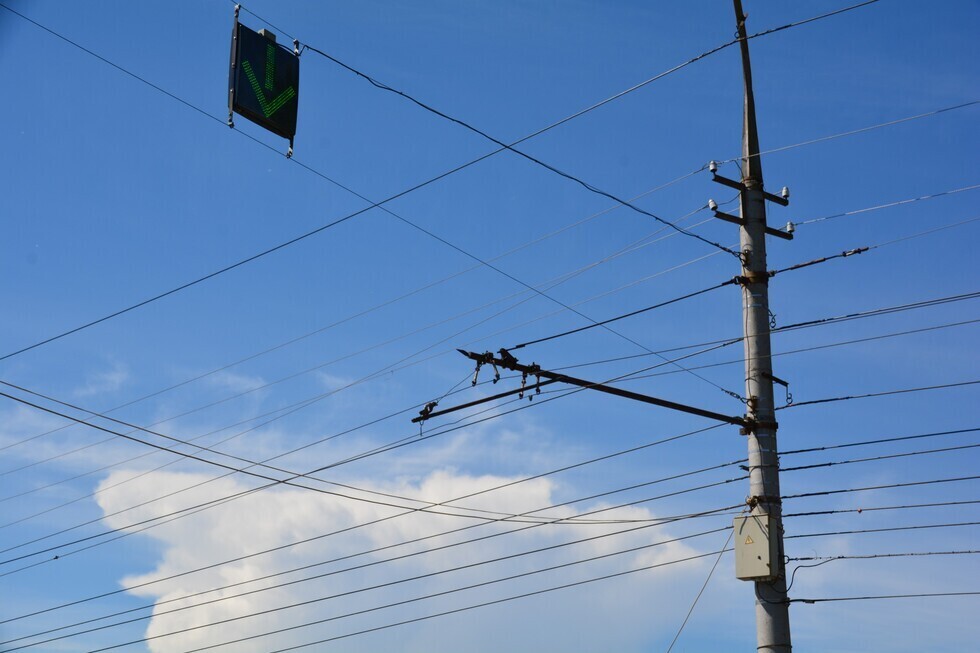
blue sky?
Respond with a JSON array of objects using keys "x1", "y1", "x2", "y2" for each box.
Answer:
[{"x1": 0, "y1": 1, "x2": 978, "y2": 651}]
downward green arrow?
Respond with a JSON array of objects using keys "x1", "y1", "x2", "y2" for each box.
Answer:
[{"x1": 242, "y1": 43, "x2": 296, "y2": 118}]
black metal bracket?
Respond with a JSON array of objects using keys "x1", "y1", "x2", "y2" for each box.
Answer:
[{"x1": 448, "y1": 350, "x2": 749, "y2": 427}]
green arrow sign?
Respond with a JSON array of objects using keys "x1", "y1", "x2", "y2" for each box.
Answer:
[
  {"x1": 229, "y1": 22, "x2": 300, "y2": 140},
  {"x1": 241, "y1": 43, "x2": 296, "y2": 119}
]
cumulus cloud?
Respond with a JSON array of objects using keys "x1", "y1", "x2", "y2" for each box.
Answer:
[{"x1": 96, "y1": 466, "x2": 715, "y2": 653}]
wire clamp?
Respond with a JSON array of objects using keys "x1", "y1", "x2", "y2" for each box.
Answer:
[
  {"x1": 734, "y1": 270, "x2": 771, "y2": 286},
  {"x1": 740, "y1": 418, "x2": 779, "y2": 435},
  {"x1": 470, "y1": 351, "x2": 500, "y2": 385},
  {"x1": 417, "y1": 400, "x2": 438, "y2": 424},
  {"x1": 746, "y1": 494, "x2": 782, "y2": 508}
]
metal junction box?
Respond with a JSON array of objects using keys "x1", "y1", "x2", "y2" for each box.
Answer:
[{"x1": 734, "y1": 514, "x2": 779, "y2": 581}]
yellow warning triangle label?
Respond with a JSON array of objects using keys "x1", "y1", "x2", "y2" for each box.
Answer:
[{"x1": 744, "y1": 535, "x2": 754, "y2": 545}]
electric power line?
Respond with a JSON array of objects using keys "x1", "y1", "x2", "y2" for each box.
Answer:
[
  {"x1": 789, "y1": 550, "x2": 980, "y2": 562},
  {"x1": 787, "y1": 521, "x2": 980, "y2": 540},
  {"x1": 0, "y1": 1, "x2": 965, "y2": 367},
  {"x1": 123, "y1": 546, "x2": 735, "y2": 653},
  {"x1": 0, "y1": 421, "x2": 730, "y2": 611},
  {"x1": 784, "y1": 500, "x2": 980, "y2": 519},
  {"x1": 783, "y1": 475, "x2": 980, "y2": 501},
  {"x1": 3, "y1": 511, "x2": 736, "y2": 650},
  {"x1": 780, "y1": 442, "x2": 980, "y2": 473},
  {"x1": 778, "y1": 380, "x2": 980, "y2": 410},
  {"x1": 791, "y1": 592, "x2": 980, "y2": 605}
]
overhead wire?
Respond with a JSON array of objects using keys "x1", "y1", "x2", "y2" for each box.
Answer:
[
  {"x1": 790, "y1": 183, "x2": 980, "y2": 228},
  {"x1": 788, "y1": 550, "x2": 980, "y2": 562},
  {"x1": 4, "y1": 510, "x2": 737, "y2": 650},
  {"x1": 594, "y1": 319, "x2": 980, "y2": 388},
  {"x1": 1, "y1": 1, "x2": 972, "y2": 640},
  {"x1": 1, "y1": 506, "x2": 743, "y2": 646},
  {"x1": 0, "y1": 194, "x2": 725, "y2": 470},
  {"x1": 552, "y1": 291, "x2": 980, "y2": 373},
  {"x1": 779, "y1": 442, "x2": 980, "y2": 473},
  {"x1": 664, "y1": 525, "x2": 737, "y2": 653},
  {"x1": 781, "y1": 426, "x2": 980, "y2": 456},
  {"x1": 0, "y1": 241, "x2": 774, "y2": 553},
  {"x1": 0, "y1": 1, "x2": 964, "y2": 366},
  {"x1": 111, "y1": 546, "x2": 736, "y2": 653},
  {"x1": 11, "y1": 304, "x2": 968, "y2": 562},
  {"x1": 784, "y1": 499, "x2": 980, "y2": 519},
  {"x1": 0, "y1": 185, "x2": 674, "y2": 454},
  {"x1": 0, "y1": 283, "x2": 745, "y2": 551},
  {"x1": 719, "y1": 100, "x2": 980, "y2": 166},
  {"x1": 782, "y1": 475, "x2": 980, "y2": 501},
  {"x1": 787, "y1": 521, "x2": 980, "y2": 540},
  {"x1": 8, "y1": 305, "x2": 973, "y2": 557},
  {"x1": 791, "y1": 591, "x2": 980, "y2": 604},
  {"x1": 0, "y1": 378, "x2": 742, "y2": 568},
  {"x1": 0, "y1": 420, "x2": 731, "y2": 620},
  {"x1": 0, "y1": 0, "x2": 743, "y2": 365},
  {"x1": 514, "y1": 212, "x2": 980, "y2": 353},
  {"x1": 0, "y1": 390, "x2": 616, "y2": 564},
  {"x1": 778, "y1": 379, "x2": 980, "y2": 410},
  {"x1": 288, "y1": 0, "x2": 890, "y2": 258},
  {"x1": 0, "y1": 414, "x2": 731, "y2": 584},
  {"x1": 8, "y1": 209, "x2": 968, "y2": 498},
  {"x1": 511, "y1": 238, "x2": 879, "y2": 351}
]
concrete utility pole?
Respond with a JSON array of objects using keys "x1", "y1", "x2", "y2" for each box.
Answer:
[{"x1": 732, "y1": 1, "x2": 792, "y2": 650}]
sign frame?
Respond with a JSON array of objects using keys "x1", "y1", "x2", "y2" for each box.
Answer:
[{"x1": 228, "y1": 18, "x2": 300, "y2": 145}]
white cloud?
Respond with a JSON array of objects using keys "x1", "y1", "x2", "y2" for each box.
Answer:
[{"x1": 95, "y1": 465, "x2": 712, "y2": 653}]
